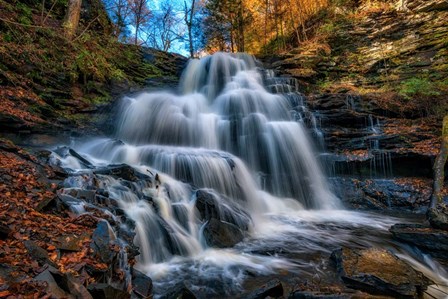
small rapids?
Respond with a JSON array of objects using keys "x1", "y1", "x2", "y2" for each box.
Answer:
[{"x1": 51, "y1": 53, "x2": 448, "y2": 298}]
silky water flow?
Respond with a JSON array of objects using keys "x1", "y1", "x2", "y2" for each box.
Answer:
[{"x1": 51, "y1": 53, "x2": 448, "y2": 298}]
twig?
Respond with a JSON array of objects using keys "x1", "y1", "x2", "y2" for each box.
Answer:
[
  {"x1": 71, "y1": 16, "x2": 100, "y2": 43},
  {"x1": 0, "y1": 17, "x2": 47, "y2": 29},
  {"x1": 41, "y1": 0, "x2": 45, "y2": 23},
  {"x1": 42, "y1": 0, "x2": 58, "y2": 25}
]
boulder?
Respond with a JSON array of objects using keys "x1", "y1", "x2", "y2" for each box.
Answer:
[
  {"x1": 203, "y1": 218, "x2": 245, "y2": 248},
  {"x1": 240, "y1": 279, "x2": 284, "y2": 299},
  {"x1": 24, "y1": 240, "x2": 56, "y2": 267},
  {"x1": 94, "y1": 164, "x2": 151, "y2": 182},
  {"x1": 132, "y1": 269, "x2": 153, "y2": 299},
  {"x1": 87, "y1": 283, "x2": 130, "y2": 299},
  {"x1": 427, "y1": 202, "x2": 448, "y2": 230},
  {"x1": 159, "y1": 282, "x2": 196, "y2": 299},
  {"x1": 390, "y1": 223, "x2": 448, "y2": 259},
  {"x1": 90, "y1": 220, "x2": 117, "y2": 263},
  {"x1": 54, "y1": 232, "x2": 90, "y2": 252},
  {"x1": 195, "y1": 189, "x2": 251, "y2": 231},
  {"x1": 330, "y1": 247, "x2": 432, "y2": 297},
  {"x1": 288, "y1": 291, "x2": 350, "y2": 299},
  {"x1": 34, "y1": 266, "x2": 92, "y2": 299}
]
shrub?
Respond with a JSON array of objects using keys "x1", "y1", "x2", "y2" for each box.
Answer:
[{"x1": 398, "y1": 77, "x2": 440, "y2": 99}]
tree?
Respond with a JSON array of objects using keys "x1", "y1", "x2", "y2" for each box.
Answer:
[
  {"x1": 104, "y1": 0, "x2": 132, "y2": 39},
  {"x1": 203, "y1": 0, "x2": 250, "y2": 53},
  {"x1": 145, "y1": 1, "x2": 183, "y2": 52},
  {"x1": 431, "y1": 116, "x2": 448, "y2": 207},
  {"x1": 129, "y1": 0, "x2": 151, "y2": 45},
  {"x1": 63, "y1": 0, "x2": 82, "y2": 39},
  {"x1": 184, "y1": 0, "x2": 197, "y2": 57}
]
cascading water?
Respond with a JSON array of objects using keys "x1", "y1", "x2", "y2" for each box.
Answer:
[{"x1": 52, "y1": 53, "x2": 448, "y2": 298}]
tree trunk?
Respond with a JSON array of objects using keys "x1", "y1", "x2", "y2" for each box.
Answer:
[
  {"x1": 184, "y1": 0, "x2": 195, "y2": 58},
  {"x1": 134, "y1": 22, "x2": 140, "y2": 45},
  {"x1": 237, "y1": 0, "x2": 244, "y2": 52},
  {"x1": 64, "y1": 0, "x2": 82, "y2": 39},
  {"x1": 431, "y1": 116, "x2": 448, "y2": 207}
]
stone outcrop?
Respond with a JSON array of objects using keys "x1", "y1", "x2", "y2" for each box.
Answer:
[
  {"x1": 390, "y1": 223, "x2": 448, "y2": 259},
  {"x1": 331, "y1": 247, "x2": 432, "y2": 297}
]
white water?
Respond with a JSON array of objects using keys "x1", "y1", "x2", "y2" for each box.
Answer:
[{"x1": 53, "y1": 53, "x2": 447, "y2": 297}]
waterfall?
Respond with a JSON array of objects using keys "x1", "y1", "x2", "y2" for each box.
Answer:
[
  {"x1": 112, "y1": 53, "x2": 340, "y2": 210},
  {"x1": 69, "y1": 52, "x2": 340, "y2": 263},
  {"x1": 52, "y1": 52, "x2": 448, "y2": 297}
]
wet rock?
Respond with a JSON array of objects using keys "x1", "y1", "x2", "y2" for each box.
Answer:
[
  {"x1": 57, "y1": 193, "x2": 84, "y2": 207},
  {"x1": 427, "y1": 202, "x2": 448, "y2": 230},
  {"x1": 203, "y1": 218, "x2": 245, "y2": 248},
  {"x1": 87, "y1": 283, "x2": 130, "y2": 299},
  {"x1": 94, "y1": 164, "x2": 151, "y2": 182},
  {"x1": 330, "y1": 178, "x2": 432, "y2": 211},
  {"x1": 288, "y1": 291, "x2": 349, "y2": 299},
  {"x1": 195, "y1": 189, "x2": 251, "y2": 231},
  {"x1": 24, "y1": 240, "x2": 56, "y2": 267},
  {"x1": 53, "y1": 146, "x2": 93, "y2": 169},
  {"x1": 330, "y1": 247, "x2": 432, "y2": 297},
  {"x1": 90, "y1": 220, "x2": 117, "y2": 263},
  {"x1": 132, "y1": 269, "x2": 153, "y2": 299},
  {"x1": 159, "y1": 282, "x2": 196, "y2": 299},
  {"x1": 242, "y1": 279, "x2": 284, "y2": 299},
  {"x1": 390, "y1": 223, "x2": 448, "y2": 259}
]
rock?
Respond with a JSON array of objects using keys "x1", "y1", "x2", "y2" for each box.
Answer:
[
  {"x1": 53, "y1": 146, "x2": 93, "y2": 169},
  {"x1": 57, "y1": 193, "x2": 84, "y2": 207},
  {"x1": 203, "y1": 218, "x2": 245, "y2": 248},
  {"x1": 34, "y1": 265, "x2": 93, "y2": 299},
  {"x1": 87, "y1": 283, "x2": 130, "y2": 299},
  {"x1": 427, "y1": 202, "x2": 448, "y2": 230},
  {"x1": 288, "y1": 291, "x2": 350, "y2": 299},
  {"x1": 330, "y1": 178, "x2": 432, "y2": 211},
  {"x1": 159, "y1": 282, "x2": 196, "y2": 299},
  {"x1": 54, "y1": 233, "x2": 90, "y2": 252},
  {"x1": 0, "y1": 224, "x2": 11, "y2": 240},
  {"x1": 24, "y1": 240, "x2": 56, "y2": 267},
  {"x1": 90, "y1": 220, "x2": 117, "y2": 263},
  {"x1": 132, "y1": 269, "x2": 153, "y2": 299},
  {"x1": 195, "y1": 189, "x2": 251, "y2": 231},
  {"x1": 94, "y1": 164, "x2": 151, "y2": 182},
  {"x1": 390, "y1": 223, "x2": 448, "y2": 259},
  {"x1": 330, "y1": 247, "x2": 432, "y2": 297},
  {"x1": 35, "y1": 196, "x2": 57, "y2": 212},
  {"x1": 242, "y1": 279, "x2": 284, "y2": 299},
  {"x1": 407, "y1": 0, "x2": 448, "y2": 12},
  {"x1": 0, "y1": 263, "x2": 25, "y2": 287}
]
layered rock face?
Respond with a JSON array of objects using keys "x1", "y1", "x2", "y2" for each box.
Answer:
[
  {"x1": 265, "y1": 0, "x2": 448, "y2": 92},
  {"x1": 262, "y1": 0, "x2": 448, "y2": 212},
  {"x1": 306, "y1": 93, "x2": 441, "y2": 211}
]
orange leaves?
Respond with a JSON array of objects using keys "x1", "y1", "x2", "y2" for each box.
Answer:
[
  {"x1": 0, "y1": 140, "x2": 102, "y2": 297},
  {"x1": 0, "y1": 87, "x2": 45, "y2": 124},
  {"x1": 0, "y1": 290, "x2": 12, "y2": 298}
]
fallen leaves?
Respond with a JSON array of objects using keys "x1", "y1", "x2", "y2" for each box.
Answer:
[{"x1": 0, "y1": 139, "x2": 102, "y2": 297}]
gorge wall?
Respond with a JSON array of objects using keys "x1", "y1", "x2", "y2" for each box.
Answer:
[{"x1": 262, "y1": 0, "x2": 448, "y2": 212}]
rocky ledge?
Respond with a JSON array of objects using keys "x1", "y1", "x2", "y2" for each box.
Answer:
[
  {"x1": 390, "y1": 202, "x2": 448, "y2": 261},
  {"x1": 331, "y1": 247, "x2": 433, "y2": 298}
]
